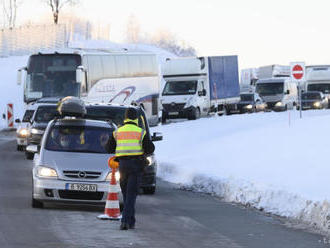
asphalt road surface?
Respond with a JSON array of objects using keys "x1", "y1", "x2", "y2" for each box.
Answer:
[{"x1": 0, "y1": 132, "x2": 329, "y2": 248}]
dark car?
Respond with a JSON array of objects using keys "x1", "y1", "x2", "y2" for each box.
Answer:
[
  {"x1": 297, "y1": 91, "x2": 328, "y2": 110},
  {"x1": 25, "y1": 104, "x2": 59, "y2": 160},
  {"x1": 85, "y1": 103, "x2": 163, "y2": 195},
  {"x1": 238, "y1": 92, "x2": 266, "y2": 113}
]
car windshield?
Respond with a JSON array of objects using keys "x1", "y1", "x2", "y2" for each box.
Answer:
[
  {"x1": 302, "y1": 93, "x2": 321, "y2": 100},
  {"x1": 34, "y1": 106, "x2": 58, "y2": 123},
  {"x1": 22, "y1": 110, "x2": 34, "y2": 122},
  {"x1": 162, "y1": 81, "x2": 197, "y2": 96},
  {"x1": 240, "y1": 94, "x2": 254, "y2": 101},
  {"x1": 86, "y1": 106, "x2": 148, "y2": 133},
  {"x1": 45, "y1": 126, "x2": 113, "y2": 153},
  {"x1": 256, "y1": 82, "x2": 284, "y2": 96},
  {"x1": 307, "y1": 84, "x2": 330, "y2": 93}
]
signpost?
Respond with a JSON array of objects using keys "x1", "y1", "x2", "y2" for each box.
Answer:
[{"x1": 290, "y1": 62, "x2": 305, "y2": 119}]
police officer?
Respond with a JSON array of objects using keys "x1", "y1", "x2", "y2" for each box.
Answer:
[{"x1": 106, "y1": 107, "x2": 155, "y2": 230}]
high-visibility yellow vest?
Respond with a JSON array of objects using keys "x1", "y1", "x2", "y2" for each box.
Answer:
[{"x1": 114, "y1": 118, "x2": 145, "y2": 157}]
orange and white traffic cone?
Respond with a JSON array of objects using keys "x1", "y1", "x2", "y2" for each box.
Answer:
[{"x1": 98, "y1": 157, "x2": 121, "y2": 220}]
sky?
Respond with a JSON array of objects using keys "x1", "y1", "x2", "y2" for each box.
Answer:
[{"x1": 11, "y1": 0, "x2": 330, "y2": 69}]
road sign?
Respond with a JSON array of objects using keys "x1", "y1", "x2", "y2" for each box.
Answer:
[
  {"x1": 290, "y1": 62, "x2": 305, "y2": 82},
  {"x1": 7, "y1": 103, "x2": 13, "y2": 128}
]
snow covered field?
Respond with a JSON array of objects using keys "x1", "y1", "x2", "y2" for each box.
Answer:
[{"x1": 152, "y1": 110, "x2": 330, "y2": 234}]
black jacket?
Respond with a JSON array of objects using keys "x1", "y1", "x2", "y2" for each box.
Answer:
[{"x1": 105, "y1": 122, "x2": 155, "y2": 158}]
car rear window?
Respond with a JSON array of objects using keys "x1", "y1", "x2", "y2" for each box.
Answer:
[{"x1": 45, "y1": 125, "x2": 113, "y2": 154}]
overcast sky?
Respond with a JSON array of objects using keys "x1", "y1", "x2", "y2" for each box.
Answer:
[{"x1": 15, "y1": 0, "x2": 330, "y2": 69}]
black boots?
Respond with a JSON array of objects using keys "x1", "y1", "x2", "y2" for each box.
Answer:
[
  {"x1": 120, "y1": 222, "x2": 135, "y2": 230},
  {"x1": 120, "y1": 223, "x2": 128, "y2": 230}
]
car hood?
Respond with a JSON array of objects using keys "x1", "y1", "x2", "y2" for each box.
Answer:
[
  {"x1": 238, "y1": 101, "x2": 254, "y2": 105},
  {"x1": 39, "y1": 150, "x2": 113, "y2": 174}
]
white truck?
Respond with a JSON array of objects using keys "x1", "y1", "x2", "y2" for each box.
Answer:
[
  {"x1": 305, "y1": 65, "x2": 330, "y2": 108},
  {"x1": 161, "y1": 56, "x2": 240, "y2": 122},
  {"x1": 17, "y1": 49, "x2": 161, "y2": 126},
  {"x1": 240, "y1": 68, "x2": 258, "y2": 92},
  {"x1": 257, "y1": 64, "x2": 291, "y2": 79}
]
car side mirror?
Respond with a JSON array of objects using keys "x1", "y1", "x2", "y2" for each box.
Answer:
[
  {"x1": 202, "y1": 89, "x2": 206, "y2": 96},
  {"x1": 2, "y1": 114, "x2": 5, "y2": 120},
  {"x1": 15, "y1": 118, "x2": 21, "y2": 123},
  {"x1": 152, "y1": 132, "x2": 163, "y2": 142},
  {"x1": 286, "y1": 90, "x2": 290, "y2": 94}
]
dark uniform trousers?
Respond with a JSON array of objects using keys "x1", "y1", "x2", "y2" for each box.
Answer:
[{"x1": 119, "y1": 158, "x2": 144, "y2": 226}]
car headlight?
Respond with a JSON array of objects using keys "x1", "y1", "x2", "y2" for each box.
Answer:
[
  {"x1": 36, "y1": 166, "x2": 58, "y2": 178},
  {"x1": 18, "y1": 128, "x2": 29, "y2": 137},
  {"x1": 106, "y1": 171, "x2": 120, "y2": 181},
  {"x1": 245, "y1": 104, "x2": 253, "y2": 109},
  {"x1": 31, "y1": 128, "x2": 44, "y2": 135},
  {"x1": 146, "y1": 155, "x2": 156, "y2": 166},
  {"x1": 275, "y1": 102, "x2": 283, "y2": 107},
  {"x1": 313, "y1": 101, "x2": 321, "y2": 107}
]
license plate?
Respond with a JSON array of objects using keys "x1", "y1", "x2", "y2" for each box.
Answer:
[
  {"x1": 65, "y1": 183, "x2": 97, "y2": 192},
  {"x1": 169, "y1": 112, "x2": 179, "y2": 115}
]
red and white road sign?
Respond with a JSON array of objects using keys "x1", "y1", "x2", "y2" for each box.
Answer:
[
  {"x1": 7, "y1": 103, "x2": 13, "y2": 128},
  {"x1": 290, "y1": 62, "x2": 305, "y2": 82}
]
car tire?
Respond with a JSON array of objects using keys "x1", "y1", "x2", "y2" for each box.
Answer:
[
  {"x1": 143, "y1": 187, "x2": 156, "y2": 195},
  {"x1": 32, "y1": 198, "x2": 44, "y2": 208},
  {"x1": 25, "y1": 151, "x2": 34, "y2": 160}
]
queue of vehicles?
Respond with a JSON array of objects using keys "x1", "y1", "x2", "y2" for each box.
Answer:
[{"x1": 12, "y1": 49, "x2": 330, "y2": 209}]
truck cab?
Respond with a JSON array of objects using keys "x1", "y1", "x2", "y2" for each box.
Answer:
[
  {"x1": 305, "y1": 65, "x2": 330, "y2": 108},
  {"x1": 255, "y1": 78, "x2": 297, "y2": 111}
]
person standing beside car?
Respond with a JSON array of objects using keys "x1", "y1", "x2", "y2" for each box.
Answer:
[{"x1": 105, "y1": 107, "x2": 155, "y2": 230}]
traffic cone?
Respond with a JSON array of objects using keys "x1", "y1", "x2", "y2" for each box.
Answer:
[{"x1": 98, "y1": 157, "x2": 121, "y2": 220}]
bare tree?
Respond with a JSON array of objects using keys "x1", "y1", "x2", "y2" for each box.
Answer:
[
  {"x1": 125, "y1": 14, "x2": 141, "y2": 43},
  {"x1": 43, "y1": 0, "x2": 79, "y2": 24},
  {"x1": 1, "y1": 0, "x2": 20, "y2": 28}
]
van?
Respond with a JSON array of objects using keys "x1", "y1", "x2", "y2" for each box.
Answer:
[{"x1": 255, "y1": 78, "x2": 297, "y2": 111}]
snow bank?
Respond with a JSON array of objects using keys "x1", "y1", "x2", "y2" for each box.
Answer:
[{"x1": 151, "y1": 110, "x2": 330, "y2": 234}]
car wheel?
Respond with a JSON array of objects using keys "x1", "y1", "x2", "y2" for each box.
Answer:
[
  {"x1": 25, "y1": 151, "x2": 34, "y2": 160},
  {"x1": 143, "y1": 187, "x2": 156, "y2": 195},
  {"x1": 32, "y1": 198, "x2": 44, "y2": 208}
]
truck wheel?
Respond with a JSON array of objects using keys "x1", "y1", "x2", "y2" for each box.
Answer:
[
  {"x1": 161, "y1": 112, "x2": 167, "y2": 124},
  {"x1": 143, "y1": 187, "x2": 156, "y2": 195},
  {"x1": 25, "y1": 151, "x2": 34, "y2": 160},
  {"x1": 189, "y1": 107, "x2": 200, "y2": 120}
]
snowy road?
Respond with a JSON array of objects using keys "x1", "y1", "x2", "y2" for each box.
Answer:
[{"x1": 0, "y1": 137, "x2": 328, "y2": 248}]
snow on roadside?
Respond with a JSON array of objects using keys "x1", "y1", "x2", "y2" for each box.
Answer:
[{"x1": 151, "y1": 110, "x2": 330, "y2": 234}]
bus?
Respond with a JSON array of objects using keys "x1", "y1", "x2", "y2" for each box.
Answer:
[{"x1": 17, "y1": 49, "x2": 161, "y2": 126}]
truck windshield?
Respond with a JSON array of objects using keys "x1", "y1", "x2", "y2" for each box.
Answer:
[
  {"x1": 240, "y1": 94, "x2": 254, "y2": 101},
  {"x1": 307, "y1": 84, "x2": 330, "y2": 94},
  {"x1": 34, "y1": 106, "x2": 58, "y2": 123},
  {"x1": 256, "y1": 83, "x2": 284, "y2": 96},
  {"x1": 162, "y1": 81, "x2": 197, "y2": 96},
  {"x1": 45, "y1": 126, "x2": 113, "y2": 154},
  {"x1": 25, "y1": 54, "x2": 81, "y2": 102},
  {"x1": 302, "y1": 93, "x2": 321, "y2": 100}
]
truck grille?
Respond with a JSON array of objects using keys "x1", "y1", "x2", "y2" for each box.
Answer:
[
  {"x1": 63, "y1": 171, "x2": 101, "y2": 179},
  {"x1": 162, "y1": 103, "x2": 186, "y2": 112},
  {"x1": 58, "y1": 190, "x2": 104, "y2": 200}
]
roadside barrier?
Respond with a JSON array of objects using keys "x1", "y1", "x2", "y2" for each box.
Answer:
[
  {"x1": 97, "y1": 157, "x2": 121, "y2": 220},
  {"x1": 7, "y1": 104, "x2": 13, "y2": 128}
]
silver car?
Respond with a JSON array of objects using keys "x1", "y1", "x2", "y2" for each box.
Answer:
[{"x1": 31, "y1": 118, "x2": 120, "y2": 208}]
